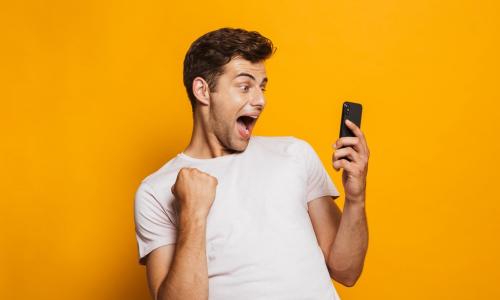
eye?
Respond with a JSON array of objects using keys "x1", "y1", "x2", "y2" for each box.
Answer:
[
  {"x1": 261, "y1": 87, "x2": 267, "y2": 92},
  {"x1": 240, "y1": 85, "x2": 250, "y2": 92}
]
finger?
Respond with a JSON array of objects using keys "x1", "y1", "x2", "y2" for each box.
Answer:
[
  {"x1": 333, "y1": 137, "x2": 363, "y2": 153},
  {"x1": 344, "y1": 119, "x2": 363, "y2": 137},
  {"x1": 345, "y1": 119, "x2": 369, "y2": 153},
  {"x1": 345, "y1": 119, "x2": 367, "y2": 149},
  {"x1": 332, "y1": 158, "x2": 355, "y2": 172},
  {"x1": 332, "y1": 146, "x2": 361, "y2": 163}
]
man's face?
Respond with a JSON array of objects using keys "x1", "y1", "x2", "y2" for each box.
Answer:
[{"x1": 207, "y1": 56, "x2": 268, "y2": 152}]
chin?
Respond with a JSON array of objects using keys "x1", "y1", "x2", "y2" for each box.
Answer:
[{"x1": 231, "y1": 139, "x2": 249, "y2": 153}]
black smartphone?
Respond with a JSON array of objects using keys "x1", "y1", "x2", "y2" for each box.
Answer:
[{"x1": 339, "y1": 101, "x2": 362, "y2": 138}]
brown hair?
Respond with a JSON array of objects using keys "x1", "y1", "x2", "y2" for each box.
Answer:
[{"x1": 183, "y1": 27, "x2": 276, "y2": 112}]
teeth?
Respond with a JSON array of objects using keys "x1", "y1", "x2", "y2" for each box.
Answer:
[{"x1": 240, "y1": 115, "x2": 258, "y2": 119}]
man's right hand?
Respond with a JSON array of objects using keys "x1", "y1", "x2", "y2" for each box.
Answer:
[
  {"x1": 170, "y1": 167, "x2": 218, "y2": 221},
  {"x1": 148, "y1": 167, "x2": 215, "y2": 300}
]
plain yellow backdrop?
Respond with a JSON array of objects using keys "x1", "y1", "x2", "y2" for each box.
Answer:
[{"x1": 1, "y1": 0, "x2": 499, "y2": 299}]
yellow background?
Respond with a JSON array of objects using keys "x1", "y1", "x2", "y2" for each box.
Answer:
[{"x1": 1, "y1": 0, "x2": 499, "y2": 299}]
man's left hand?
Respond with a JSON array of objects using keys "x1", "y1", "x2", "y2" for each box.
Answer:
[{"x1": 332, "y1": 119, "x2": 370, "y2": 203}]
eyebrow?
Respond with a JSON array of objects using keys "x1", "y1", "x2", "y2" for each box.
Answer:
[{"x1": 234, "y1": 72, "x2": 268, "y2": 85}]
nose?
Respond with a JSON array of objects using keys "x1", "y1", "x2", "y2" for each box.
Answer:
[{"x1": 250, "y1": 89, "x2": 266, "y2": 109}]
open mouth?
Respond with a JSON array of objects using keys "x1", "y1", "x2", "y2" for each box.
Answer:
[{"x1": 236, "y1": 115, "x2": 258, "y2": 139}]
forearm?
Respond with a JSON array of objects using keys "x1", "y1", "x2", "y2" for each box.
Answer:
[
  {"x1": 158, "y1": 215, "x2": 209, "y2": 300},
  {"x1": 328, "y1": 196, "x2": 368, "y2": 285}
]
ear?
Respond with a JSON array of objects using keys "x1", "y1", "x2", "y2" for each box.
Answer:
[{"x1": 192, "y1": 76, "x2": 211, "y2": 106}]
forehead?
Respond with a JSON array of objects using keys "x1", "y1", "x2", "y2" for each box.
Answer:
[{"x1": 222, "y1": 56, "x2": 267, "y2": 79}]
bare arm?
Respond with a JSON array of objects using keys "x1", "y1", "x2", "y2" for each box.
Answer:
[
  {"x1": 308, "y1": 195, "x2": 368, "y2": 287},
  {"x1": 310, "y1": 118, "x2": 370, "y2": 286},
  {"x1": 144, "y1": 167, "x2": 218, "y2": 300},
  {"x1": 145, "y1": 244, "x2": 175, "y2": 298},
  {"x1": 148, "y1": 215, "x2": 208, "y2": 300},
  {"x1": 328, "y1": 196, "x2": 368, "y2": 286}
]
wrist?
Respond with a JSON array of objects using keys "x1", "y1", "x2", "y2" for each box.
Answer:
[
  {"x1": 179, "y1": 212, "x2": 207, "y2": 228},
  {"x1": 345, "y1": 193, "x2": 366, "y2": 206}
]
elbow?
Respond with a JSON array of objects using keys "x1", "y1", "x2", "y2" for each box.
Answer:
[
  {"x1": 330, "y1": 271, "x2": 359, "y2": 287},
  {"x1": 339, "y1": 276, "x2": 359, "y2": 287},
  {"x1": 327, "y1": 266, "x2": 362, "y2": 287}
]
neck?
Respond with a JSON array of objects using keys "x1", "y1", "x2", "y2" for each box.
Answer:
[{"x1": 183, "y1": 110, "x2": 236, "y2": 159}]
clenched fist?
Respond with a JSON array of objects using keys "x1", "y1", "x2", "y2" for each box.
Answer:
[{"x1": 171, "y1": 167, "x2": 219, "y2": 221}]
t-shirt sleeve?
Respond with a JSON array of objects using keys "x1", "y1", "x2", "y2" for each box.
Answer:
[
  {"x1": 134, "y1": 181, "x2": 177, "y2": 265},
  {"x1": 300, "y1": 139, "x2": 341, "y2": 203}
]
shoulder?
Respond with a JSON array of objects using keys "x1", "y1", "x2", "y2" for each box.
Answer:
[
  {"x1": 135, "y1": 155, "x2": 184, "y2": 203},
  {"x1": 252, "y1": 135, "x2": 311, "y2": 155},
  {"x1": 251, "y1": 136, "x2": 325, "y2": 171}
]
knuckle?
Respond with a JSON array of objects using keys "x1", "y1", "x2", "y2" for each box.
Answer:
[{"x1": 179, "y1": 168, "x2": 189, "y2": 177}]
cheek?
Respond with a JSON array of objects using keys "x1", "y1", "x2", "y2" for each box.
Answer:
[
  {"x1": 210, "y1": 104, "x2": 234, "y2": 131},
  {"x1": 213, "y1": 94, "x2": 242, "y2": 120}
]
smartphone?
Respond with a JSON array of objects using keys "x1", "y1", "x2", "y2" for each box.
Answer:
[{"x1": 339, "y1": 101, "x2": 362, "y2": 138}]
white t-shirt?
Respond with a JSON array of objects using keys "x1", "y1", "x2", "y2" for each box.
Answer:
[{"x1": 134, "y1": 135, "x2": 341, "y2": 299}]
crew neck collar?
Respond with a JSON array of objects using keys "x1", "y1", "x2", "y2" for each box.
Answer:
[{"x1": 177, "y1": 136, "x2": 257, "y2": 163}]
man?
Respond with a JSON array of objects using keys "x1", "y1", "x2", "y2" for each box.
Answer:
[{"x1": 134, "y1": 27, "x2": 370, "y2": 300}]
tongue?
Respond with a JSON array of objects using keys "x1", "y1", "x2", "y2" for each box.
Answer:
[{"x1": 237, "y1": 119, "x2": 250, "y2": 137}]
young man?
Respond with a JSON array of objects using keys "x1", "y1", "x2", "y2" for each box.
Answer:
[{"x1": 134, "y1": 27, "x2": 370, "y2": 300}]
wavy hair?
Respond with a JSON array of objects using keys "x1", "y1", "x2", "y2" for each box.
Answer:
[{"x1": 183, "y1": 27, "x2": 276, "y2": 111}]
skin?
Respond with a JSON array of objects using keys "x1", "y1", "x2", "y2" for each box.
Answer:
[
  {"x1": 143, "y1": 56, "x2": 370, "y2": 300},
  {"x1": 308, "y1": 119, "x2": 370, "y2": 286},
  {"x1": 183, "y1": 56, "x2": 268, "y2": 158}
]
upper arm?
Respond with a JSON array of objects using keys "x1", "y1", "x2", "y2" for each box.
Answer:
[
  {"x1": 298, "y1": 137, "x2": 342, "y2": 269},
  {"x1": 307, "y1": 195, "x2": 342, "y2": 270},
  {"x1": 134, "y1": 181, "x2": 179, "y2": 298},
  {"x1": 145, "y1": 244, "x2": 176, "y2": 300}
]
